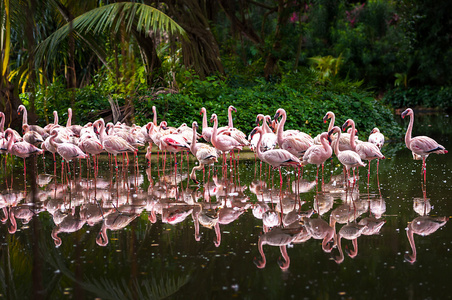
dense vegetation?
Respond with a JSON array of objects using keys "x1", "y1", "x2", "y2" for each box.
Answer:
[{"x1": 1, "y1": 0, "x2": 451, "y2": 137}]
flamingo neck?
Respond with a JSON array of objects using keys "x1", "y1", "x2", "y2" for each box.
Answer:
[
  {"x1": 190, "y1": 125, "x2": 197, "y2": 154},
  {"x1": 228, "y1": 108, "x2": 233, "y2": 128},
  {"x1": 320, "y1": 134, "x2": 332, "y2": 156},
  {"x1": 263, "y1": 116, "x2": 272, "y2": 134},
  {"x1": 277, "y1": 111, "x2": 286, "y2": 145},
  {"x1": 152, "y1": 106, "x2": 157, "y2": 126},
  {"x1": 405, "y1": 113, "x2": 414, "y2": 148},
  {"x1": 333, "y1": 130, "x2": 341, "y2": 155},
  {"x1": 202, "y1": 110, "x2": 208, "y2": 130},
  {"x1": 211, "y1": 117, "x2": 218, "y2": 145},
  {"x1": 54, "y1": 112, "x2": 59, "y2": 125},
  {"x1": 279, "y1": 245, "x2": 290, "y2": 270},
  {"x1": 406, "y1": 225, "x2": 416, "y2": 263},
  {"x1": 67, "y1": 109, "x2": 72, "y2": 127},
  {"x1": 335, "y1": 236, "x2": 344, "y2": 263},
  {"x1": 21, "y1": 107, "x2": 28, "y2": 125},
  {"x1": 328, "y1": 114, "x2": 335, "y2": 132},
  {"x1": 256, "y1": 239, "x2": 267, "y2": 269},
  {"x1": 349, "y1": 120, "x2": 357, "y2": 150},
  {"x1": 255, "y1": 128, "x2": 264, "y2": 157}
]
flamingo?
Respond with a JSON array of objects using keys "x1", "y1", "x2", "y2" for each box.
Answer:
[
  {"x1": 342, "y1": 119, "x2": 385, "y2": 180},
  {"x1": 17, "y1": 104, "x2": 48, "y2": 137},
  {"x1": 49, "y1": 130, "x2": 88, "y2": 162},
  {"x1": 22, "y1": 124, "x2": 44, "y2": 146},
  {"x1": 401, "y1": 108, "x2": 447, "y2": 182},
  {"x1": 368, "y1": 127, "x2": 385, "y2": 149},
  {"x1": 5, "y1": 128, "x2": 44, "y2": 176},
  {"x1": 313, "y1": 111, "x2": 335, "y2": 145},
  {"x1": 217, "y1": 106, "x2": 249, "y2": 146},
  {"x1": 405, "y1": 215, "x2": 448, "y2": 264},
  {"x1": 189, "y1": 121, "x2": 218, "y2": 184},
  {"x1": 93, "y1": 118, "x2": 137, "y2": 168},
  {"x1": 251, "y1": 114, "x2": 277, "y2": 152},
  {"x1": 251, "y1": 126, "x2": 302, "y2": 187},
  {"x1": 43, "y1": 111, "x2": 60, "y2": 133},
  {"x1": 328, "y1": 126, "x2": 366, "y2": 185},
  {"x1": 66, "y1": 108, "x2": 83, "y2": 137},
  {"x1": 254, "y1": 226, "x2": 304, "y2": 270},
  {"x1": 274, "y1": 108, "x2": 313, "y2": 158},
  {"x1": 302, "y1": 132, "x2": 333, "y2": 183},
  {"x1": 210, "y1": 113, "x2": 245, "y2": 163}
]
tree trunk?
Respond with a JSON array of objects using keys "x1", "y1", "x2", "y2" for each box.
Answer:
[{"x1": 163, "y1": 0, "x2": 225, "y2": 78}]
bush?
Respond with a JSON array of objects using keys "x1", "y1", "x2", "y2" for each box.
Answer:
[
  {"x1": 148, "y1": 71, "x2": 403, "y2": 139},
  {"x1": 383, "y1": 86, "x2": 452, "y2": 109}
]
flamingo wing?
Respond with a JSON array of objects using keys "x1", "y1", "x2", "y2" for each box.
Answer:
[{"x1": 410, "y1": 136, "x2": 447, "y2": 155}]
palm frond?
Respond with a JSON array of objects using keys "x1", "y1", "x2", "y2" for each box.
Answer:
[{"x1": 34, "y1": 2, "x2": 186, "y2": 70}]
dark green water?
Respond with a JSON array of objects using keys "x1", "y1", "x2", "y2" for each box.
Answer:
[{"x1": 1, "y1": 112, "x2": 451, "y2": 299}]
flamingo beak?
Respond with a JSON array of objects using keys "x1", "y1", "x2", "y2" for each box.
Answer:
[{"x1": 274, "y1": 112, "x2": 280, "y2": 120}]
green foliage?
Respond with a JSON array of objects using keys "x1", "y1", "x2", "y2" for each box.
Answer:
[
  {"x1": 383, "y1": 86, "x2": 452, "y2": 109},
  {"x1": 148, "y1": 71, "x2": 403, "y2": 139}
]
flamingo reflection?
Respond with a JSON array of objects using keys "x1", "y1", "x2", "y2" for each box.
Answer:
[{"x1": 254, "y1": 226, "x2": 304, "y2": 270}]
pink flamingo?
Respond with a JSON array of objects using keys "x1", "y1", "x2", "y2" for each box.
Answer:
[
  {"x1": 252, "y1": 114, "x2": 277, "y2": 152},
  {"x1": 66, "y1": 108, "x2": 83, "y2": 137},
  {"x1": 49, "y1": 129, "x2": 88, "y2": 182},
  {"x1": 17, "y1": 105, "x2": 48, "y2": 137},
  {"x1": 254, "y1": 226, "x2": 304, "y2": 270},
  {"x1": 217, "y1": 106, "x2": 249, "y2": 146},
  {"x1": 328, "y1": 126, "x2": 365, "y2": 185},
  {"x1": 302, "y1": 132, "x2": 333, "y2": 183},
  {"x1": 210, "y1": 113, "x2": 245, "y2": 165},
  {"x1": 93, "y1": 118, "x2": 137, "y2": 168},
  {"x1": 313, "y1": 111, "x2": 335, "y2": 145},
  {"x1": 5, "y1": 128, "x2": 44, "y2": 176},
  {"x1": 189, "y1": 121, "x2": 218, "y2": 184},
  {"x1": 274, "y1": 108, "x2": 313, "y2": 158},
  {"x1": 49, "y1": 130, "x2": 88, "y2": 162},
  {"x1": 43, "y1": 111, "x2": 60, "y2": 133},
  {"x1": 342, "y1": 119, "x2": 385, "y2": 180},
  {"x1": 22, "y1": 124, "x2": 44, "y2": 146},
  {"x1": 368, "y1": 127, "x2": 384, "y2": 149},
  {"x1": 401, "y1": 108, "x2": 447, "y2": 182},
  {"x1": 251, "y1": 126, "x2": 302, "y2": 187}
]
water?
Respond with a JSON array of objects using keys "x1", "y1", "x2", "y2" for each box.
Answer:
[{"x1": 1, "y1": 112, "x2": 451, "y2": 299}]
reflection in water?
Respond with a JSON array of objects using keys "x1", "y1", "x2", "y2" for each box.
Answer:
[
  {"x1": 0, "y1": 134, "x2": 449, "y2": 281},
  {"x1": 405, "y1": 189, "x2": 449, "y2": 264},
  {"x1": 254, "y1": 226, "x2": 305, "y2": 270}
]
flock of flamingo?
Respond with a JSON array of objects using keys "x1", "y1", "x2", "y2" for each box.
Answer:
[
  {"x1": 0, "y1": 104, "x2": 449, "y2": 268},
  {"x1": 0, "y1": 104, "x2": 447, "y2": 188}
]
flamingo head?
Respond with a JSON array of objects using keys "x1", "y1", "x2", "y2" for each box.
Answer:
[
  {"x1": 17, "y1": 105, "x2": 25, "y2": 115},
  {"x1": 200, "y1": 107, "x2": 206, "y2": 115},
  {"x1": 323, "y1": 111, "x2": 333, "y2": 123},
  {"x1": 229, "y1": 106, "x2": 237, "y2": 113},
  {"x1": 210, "y1": 114, "x2": 217, "y2": 123},
  {"x1": 192, "y1": 121, "x2": 199, "y2": 131},
  {"x1": 341, "y1": 119, "x2": 353, "y2": 132},
  {"x1": 249, "y1": 126, "x2": 262, "y2": 140},
  {"x1": 401, "y1": 108, "x2": 412, "y2": 119},
  {"x1": 328, "y1": 126, "x2": 340, "y2": 137},
  {"x1": 274, "y1": 108, "x2": 285, "y2": 120}
]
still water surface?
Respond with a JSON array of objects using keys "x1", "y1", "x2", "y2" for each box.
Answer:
[{"x1": 1, "y1": 112, "x2": 452, "y2": 299}]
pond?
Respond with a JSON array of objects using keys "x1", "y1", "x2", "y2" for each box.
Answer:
[{"x1": 1, "y1": 111, "x2": 451, "y2": 299}]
